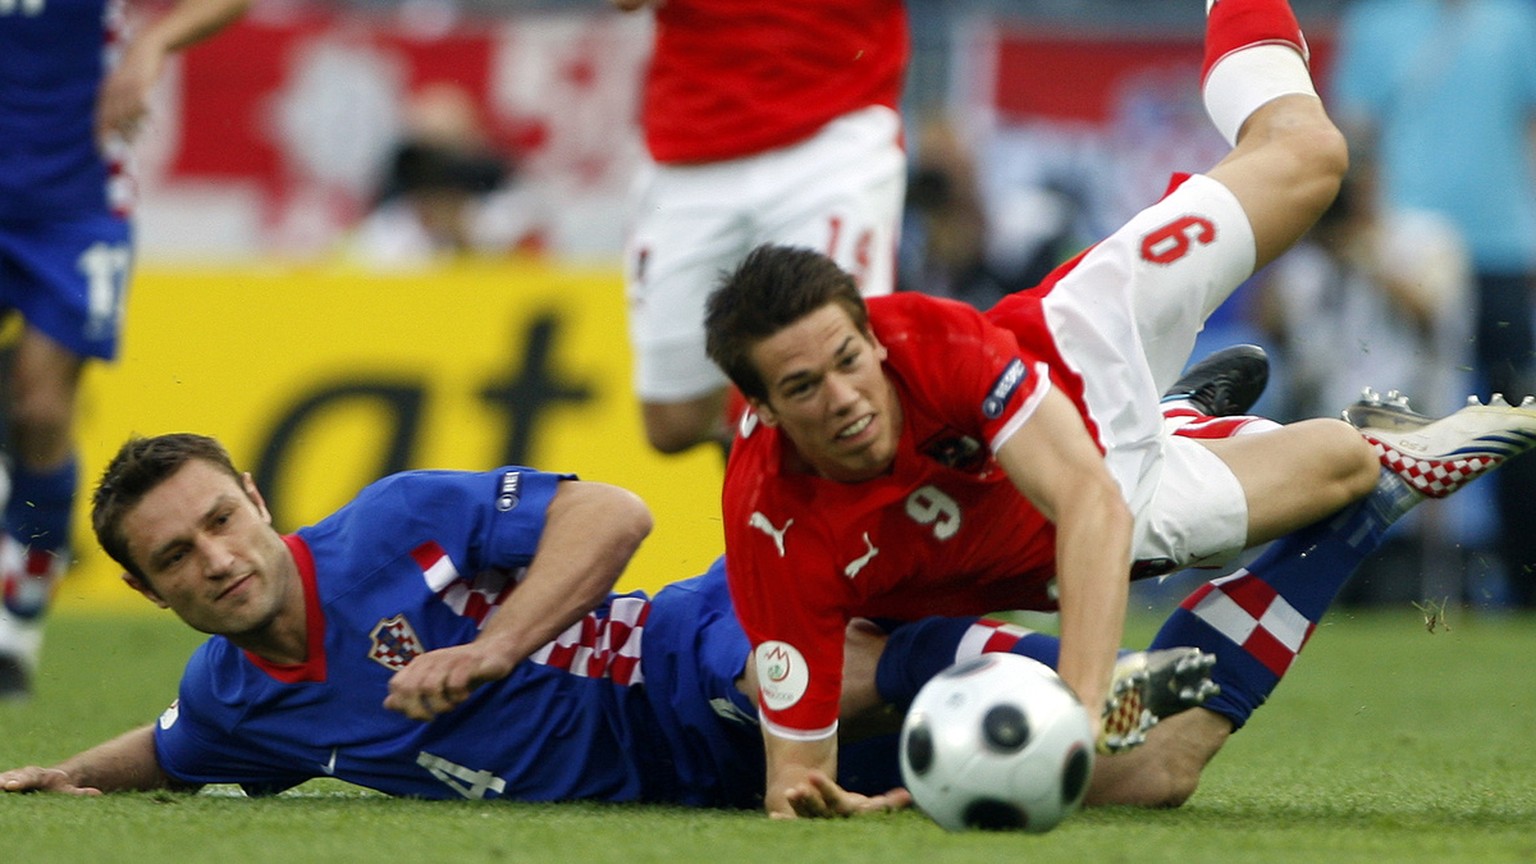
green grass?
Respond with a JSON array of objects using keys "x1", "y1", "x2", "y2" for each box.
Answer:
[{"x1": 3, "y1": 608, "x2": 1534, "y2": 863}]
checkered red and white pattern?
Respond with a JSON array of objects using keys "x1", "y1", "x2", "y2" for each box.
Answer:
[
  {"x1": 411, "y1": 541, "x2": 523, "y2": 628},
  {"x1": 1181, "y1": 571, "x2": 1314, "y2": 677},
  {"x1": 1365, "y1": 435, "x2": 1503, "y2": 499},
  {"x1": 528, "y1": 596, "x2": 649, "y2": 686},
  {"x1": 408, "y1": 539, "x2": 649, "y2": 685},
  {"x1": 368, "y1": 615, "x2": 425, "y2": 671},
  {"x1": 954, "y1": 617, "x2": 1035, "y2": 661}
]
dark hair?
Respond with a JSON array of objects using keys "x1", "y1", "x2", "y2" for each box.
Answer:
[
  {"x1": 703, "y1": 244, "x2": 870, "y2": 401},
  {"x1": 92, "y1": 433, "x2": 242, "y2": 580}
]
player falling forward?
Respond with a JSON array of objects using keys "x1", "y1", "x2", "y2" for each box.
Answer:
[{"x1": 702, "y1": 0, "x2": 1536, "y2": 817}]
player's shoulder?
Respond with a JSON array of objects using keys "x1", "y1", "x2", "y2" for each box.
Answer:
[
  {"x1": 869, "y1": 292, "x2": 986, "y2": 330},
  {"x1": 174, "y1": 637, "x2": 249, "y2": 719}
]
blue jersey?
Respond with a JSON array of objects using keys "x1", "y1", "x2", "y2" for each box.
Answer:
[
  {"x1": 151, "y1": 467, "x2": 766, "y2": 806},
  {"x1": 0, "y1": 0, "x2": 129, "y2": 221}
]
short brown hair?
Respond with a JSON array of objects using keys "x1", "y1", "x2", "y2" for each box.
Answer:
[
  {"x1": 92, "y1": 433, "x2": 242, "y2": 580},
  {"x1": 704, "y1": 244, "x2": 870, "y2": 402}
]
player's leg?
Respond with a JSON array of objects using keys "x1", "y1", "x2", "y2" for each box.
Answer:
[
  {"x1": 0, "y1": 213, "x2": 129, "y2": 698},
  {"x1": 1114, "y1": 392, "x2": 1536, "y2": 806},
  {"x1": 624, "y1": 160, "x2": 748, "y2": 455},
  {"x1": 755, "y1": 105, "x2": 905, "y2": 300},
  {"x1": 1198, "y1": 418, "x2": 1380, "y2": 548},
  {"x1": 758, "y1": 105, "x2": 903, "y2": 297},
  {"x1": 867, "y1": 615, "x2": 1216, "y2": 753},
  {"x1": 1202, "y1": 0, "x2": 1343, "y2": 272}
]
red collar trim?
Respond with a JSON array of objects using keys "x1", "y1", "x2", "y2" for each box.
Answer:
[{"x1": 242, "y1": 534, "x2": 328, "y2": 683}]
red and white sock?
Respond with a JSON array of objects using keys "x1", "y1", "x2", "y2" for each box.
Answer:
[{"x1": 1202, "y1": 0, "x2": 1317, "y2": 145}]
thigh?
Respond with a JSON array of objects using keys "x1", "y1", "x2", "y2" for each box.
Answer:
[
  {"x1": 622, "y1": 160, "x2": 751, "y2": 401},
  {"x1": 755, "y1": 106, "x2": 906, "y2": 298},
  {"x1": 0, "y1": 213, "x2": 133, "y2": 361},
  {"x1": 1134, "y1": 434, "x2": 1249, "y2": 569}
]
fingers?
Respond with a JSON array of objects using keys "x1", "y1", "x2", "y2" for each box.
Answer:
[
  {"x1": 383, "y1": 679, "x2": 469, "y2": 721},
  {"x1": 382, "y1": 654, "x2": 480, "y2": 721},
  {"x1": 0, "y1": 767, "x2": 99, "y2": 795},
  {"x1": 783, "y1": 772, "x2": 911, "y2": 818}
]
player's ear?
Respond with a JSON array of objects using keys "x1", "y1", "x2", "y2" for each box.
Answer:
[
  {"x1": 241, "y1": 472, "x2": 272, "y2": 524},
  {"x1": 750, "y1": 397, "x2": 779, "y2": 427},
  {"x1": 122, "y1": 572, "x2": 170, "y2": 609}
]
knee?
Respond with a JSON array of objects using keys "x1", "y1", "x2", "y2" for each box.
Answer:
[
  {"x1": 1323, "y1": 417, "x2": 1382, "y2": 498},
  {"x1": 643, "y1": 421, "x2": 712, "y2": 455},
  {"x1": 1267, "y1": 111, "x2": 1349, "y2": 222},
  {"x1": 641, "y1": 398, "x2": 725, "y2": 455},
  {"x1": 1293, "y1": 417, "x2": 1379, "y2": 502},
  {"x1": 6, "y1": 378, "x2": 75, "y2": 439}
]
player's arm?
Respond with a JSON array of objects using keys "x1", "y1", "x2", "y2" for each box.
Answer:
[
  {"x1": 0, "y1": 725, "x2": 187, "y2": 796},
  {"x1": 992, "y1": 386, "x2": 1131, "y2": 727},
  {"x1": 385, "y1": 480, "x2": 652, "y2": 721},
  {"x1": 97, "y1": 0, "x2": 252, "y2": 145}
]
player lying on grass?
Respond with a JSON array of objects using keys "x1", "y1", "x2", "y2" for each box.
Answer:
[
  {"x1": 4, "y1": 407, "x2": 1532, "y2": 813},
  {"x1": 697, "y1": 0, "x2": 1536, "y2": 817},
  {"x1": 0, "y1": 432, "x2": 1211, "y2": 806}
]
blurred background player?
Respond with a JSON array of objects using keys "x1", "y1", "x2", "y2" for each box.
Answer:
[
  {"x1": 1329, "y1": 0, "x2": 1536, "y2": 607},
  {"x1": 610, "y1": 0, "x2": 910, "y2": 455},
  {"x1": 0, "y1": 0, "x2": 250, "y2": 697}
]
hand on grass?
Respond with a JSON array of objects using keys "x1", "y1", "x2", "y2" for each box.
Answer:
[
  {"x1": 779, "y1": 770, "x2": 911, "y2": 819},
  {"x1": 0, "y1": 766, "x2": 102, "y2": 796}
]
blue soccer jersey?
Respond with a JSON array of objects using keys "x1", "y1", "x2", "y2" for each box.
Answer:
[
  {"x1": 0, "y1": 0, "x2": 129, "y2": 221},
  {"x1": 151, "y1": 467, "x2": 764, "y2": 805}
]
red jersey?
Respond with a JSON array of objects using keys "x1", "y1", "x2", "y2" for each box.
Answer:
[
  {"x1": 723, "y1": 293, "x2": 1083, "y2": 739},
  {"x1": 641, "y1": 0, "x2": 909, "y2": 164}
]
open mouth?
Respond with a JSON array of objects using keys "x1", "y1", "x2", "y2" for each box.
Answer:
[{"x1": 837, "y1": 414, "x2": 874, "y2": 440}]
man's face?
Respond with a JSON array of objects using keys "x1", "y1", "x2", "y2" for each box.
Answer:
[
  {"x1": 748, "y1": 302, "x2": 901, "y2": 482},
  {"x1": 120, "y1": 460, "x2": 295, "y2": 638}
]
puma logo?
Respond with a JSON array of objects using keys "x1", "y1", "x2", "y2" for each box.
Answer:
[
  {"x1": 749, "y1": 512, "x2": 793, "y2": 557},
  {"x1": 843, "y1": 533, "x2": 879, "y2": 579}
]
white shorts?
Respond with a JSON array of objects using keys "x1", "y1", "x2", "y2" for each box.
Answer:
[
  {"x1": 1039, "y1": 173, "x2": 1257, "y2": 565},
  {"x1": 624, "y1": 105, "x2": 906, "y2": 402}
]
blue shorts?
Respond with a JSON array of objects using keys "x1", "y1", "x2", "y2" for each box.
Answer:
[
  {"x1": 640, "y1": 558, "x2": 766, "y2": 808},
  {"x1": 0, "y1": 212, "x2": 133, "y2": 360},
  {"x1": 639, "y1": 558, "x2": 902, "y2": 807}
]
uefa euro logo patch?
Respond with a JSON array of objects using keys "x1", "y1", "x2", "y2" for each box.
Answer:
[
  {"x1": 369, "y1": 614, "x2": 425, "y2": 671},
  {"x1": 982, "y1": 358, "x2": 1028, "y2": 419}
]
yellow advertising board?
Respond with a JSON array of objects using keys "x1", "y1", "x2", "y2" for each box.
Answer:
[{"x1": 62, "y1": 259, "x2": 726, "y2": 612}]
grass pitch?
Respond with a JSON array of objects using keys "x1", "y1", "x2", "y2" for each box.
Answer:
[{"x1": 2, "y1": 607, "x2": 1533, "y2": 863}]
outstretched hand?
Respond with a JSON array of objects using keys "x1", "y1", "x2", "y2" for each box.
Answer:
[
  {"x1": 0, "y1": 766, "x2": 102, "y2": 797},
  {"x1": 779, "y1": 770, "x2": 912, "y2": 819},
  {"x1": 383, "y1": 643, "x2": 515, "y2": 721}
]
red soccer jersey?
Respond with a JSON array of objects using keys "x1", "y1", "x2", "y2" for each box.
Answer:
[
  {"x1": 723, "y1": 293, "x2": 1077, "y2": 739},
  {"x1": 641, "y1": 0, "x2": 909, "y2": 164}
]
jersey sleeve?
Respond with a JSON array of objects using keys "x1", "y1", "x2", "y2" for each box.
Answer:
[
  {"x1": 346, "y1": 467, "x2": 571, "y2": 574},
  {"x1": 722, "y1": 505, "x2": 849, "y2": 741},
  {"x1": 152, "y1": 645, "x2": 313, "y2": 794},
  {"x1": 889, "y1": 295, "x2": 1050, "y2": 453}
]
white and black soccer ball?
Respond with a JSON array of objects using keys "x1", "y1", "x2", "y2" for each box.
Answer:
[{"x1": 899, "y1": 653, "x2": 1095, "y2": 833}]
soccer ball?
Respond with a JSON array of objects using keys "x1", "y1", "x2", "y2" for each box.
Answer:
[{"x1": 899, "y1": 653, "x2": 1095, "y2": 832}]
